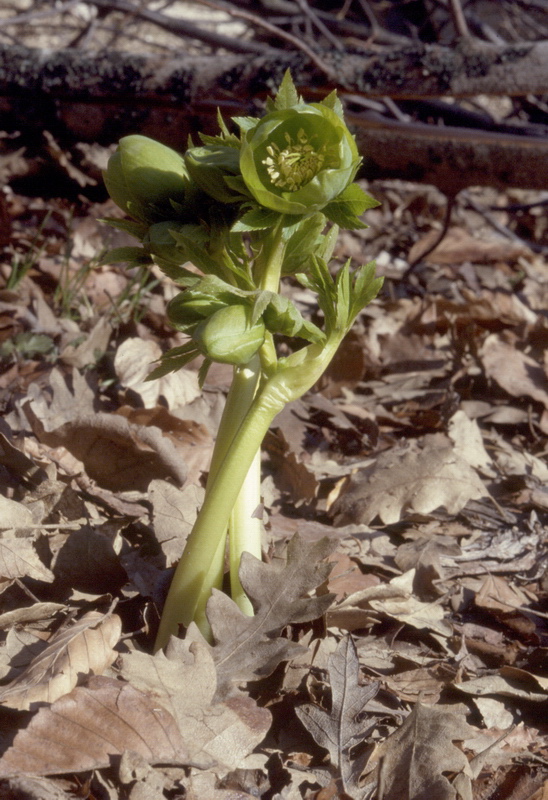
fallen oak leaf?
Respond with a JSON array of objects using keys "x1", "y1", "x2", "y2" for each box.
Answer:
[
  {"x1": 118, "y1": 637, "x2": 271, "y2": 772},
  {"x1": 332, "y1": 441, "x2": 488, "y2": 526},
  {"x1": 0, "y1": 610, "x2": 122, "y2": 711},
  {"x1": 24, "y1": 367, "x2": 187, "y2": 491},
  {"x1": 191, "y1": 534, "x2": 337, "y2": 698},
  {"x1": 363, "y1": 703, "x2": 475, "y2": 800},
  {"x1": 0, "y1": 676, "x2": 192, "y2": 778},
  {"x1": 296, "y1": 636, "x2": 379, "y2": 798}
]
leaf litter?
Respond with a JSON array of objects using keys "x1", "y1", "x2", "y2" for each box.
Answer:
[{"x1": 1, "y1": 173, "x2": 548, "y2": 798}]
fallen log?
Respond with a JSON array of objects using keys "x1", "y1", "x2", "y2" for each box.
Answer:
[{"x1": 1, "y1": 43, "x2": 547, "y2": 192}]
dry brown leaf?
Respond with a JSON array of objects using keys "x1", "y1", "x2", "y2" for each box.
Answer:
[
  {"x1": 383, "y1": 666, "x2": 446, "y2": 705},
  {"x1": 0, "y1": 495, "x2": 34, "y2": 529},
  {"x1": 118, "y1": 638, "x2": 271, "y2": 771},
  {"x1": 475, "y1": 574, "x2": 531, "y2": 615},
  {"x1": 0, "y1": 603, "x2": 64, "y2": 630},
  {"x1": 447, "y1": 411, "x2": 494, "y2": 475},
  {"x1": 364, "y1": 704, "x2": 475, "y2": 800},
  {"x1": 118, "y1": 406, "x2": 213, "y2": 485},
  {"x1": 0, "y1": 610, "x2": 122, "y2": 710},
  {"x1": 0, "y1": 676, "x2": 191, "y2": 778},
  {"x1": 481, "y1": 333, "x2": 548, "y2": 410},
  {"x1": 454, "y1": 666, "x2": 548, "y2": 703},
  {"x1": 60, "y1": 316, "x2": 112, "y2": 369},
  {"x1": 296, "y1": 636, "x2": 379, "y2": 797},
  {"x1": 409, "y1": 226, "x2": 531, "y2": 265},
  {"x1": 332, "y1": 440, "x2": 488, "y2": 526},
  {"x1": 190, "y1": 534, "x2": 337, "y2": 698},
  {"x1": 24, "y1": 367, "x2": 187, "y2": 490},
  {"x1": 0, "y1": 534, "x2": 54, "y2": 588},
  {"x1": 149, "y1": 479, "x2": 204, "y2": 564},
  {"x1": 114, "y1": 337, "x2": 200, "y2": 409},
  {"x1": 0, "y1": 775, "x2": 72, "y2": 800},
  {"x1": 329, "y1": 570, "x2": 452, "y2": 638}
]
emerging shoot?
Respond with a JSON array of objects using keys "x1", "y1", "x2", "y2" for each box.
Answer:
[{"x1": 102, "y1": 71, "x2": 383, "y2": 649}]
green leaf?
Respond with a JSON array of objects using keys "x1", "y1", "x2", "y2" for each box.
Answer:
[
  {"x1": 146, "y1": 342, "x2": 200, "y2": 380},
  {"x1": 99, "y1": 218, "x2": 147, "y2": 240},
  {"x1": 323, "y1": 184, "x2": 380, "y2": 230},
  {"x1": 273, "y1": 70, "x2": 302, "y2": 110},
  {"x1": 233, "y1": 116, "x2": 260, "y2": 133},
  {"x1": 99, "y1": 246, "x2": 151, "y2": 266},
  {"x1": 232, "y1": 208, "x2": 283, "y2": 232},
  {"x1": 282, "y1": 213, "x2": 326, "y2": 274},
  {"x1": 319, "y1": 89, "x2": 344, "y2": 119},
  {"x1": 199, "y1": 109, "x2": 241, "y2": 148},
  {"x1": 197, "y1": 358, "x2": 213, "y2": 387},
  {"x1": 349, "y1": 261, "x2": 384, "y2": 321},
  {"x1": 297, "y1": 257, "x2": 337, "y2": 332},
  {"x1": 335, "y1": 260, "x2": 352, "y2": 329}
]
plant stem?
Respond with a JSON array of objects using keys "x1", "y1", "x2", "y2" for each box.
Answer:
[
  {"x1": 229, "y1": 447, "x2": 262, "y2": 616},
  {"x1": 154, "y1": 378, "x2": 286, "y2": 650}
]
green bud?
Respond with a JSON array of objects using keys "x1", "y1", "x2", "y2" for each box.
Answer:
[
  {"x1": 104, "y1": 135, "x2": 197, "y2": 224},
  {"x1": 192, "y1": 305, "x2": 265, "y2": 366},
  {"x1": 184, "y1": 145, "x2": 245, "y2": 204},
  {"x1": 168, "y1": 293, "x2": 228, "y2": 329},
  {"x1": 263, "y1": 294, "x2": 324, "y2": 343},
  {"x1": 240, "y1": 103, "x2": 360, "y2": 216}
]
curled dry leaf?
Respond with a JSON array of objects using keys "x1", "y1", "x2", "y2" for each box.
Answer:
[
  {"x1": 332, "y1": 441, "x2": 488, "y2": 526},
  {"x1": 0, "y1": 676, "x2": 190, "y2": 778},
  {"x1": 0, "y1": 610, "x2": 122, "y2": 711},
  {"x1": 296, "y1": 636, "x2": 379, "y2": 798},
  {"x1": 24, "y1": 367, "x2": 187, "y2": 491}
]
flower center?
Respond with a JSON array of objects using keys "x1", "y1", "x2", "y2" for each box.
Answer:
[{"x1": 262, "y1": 129, "x2": 325, "y2": 192}]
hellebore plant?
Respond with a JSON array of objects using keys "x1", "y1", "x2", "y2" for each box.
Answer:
[{"x1": 103, "y1": 72, "x2": 383, "y2": 649}]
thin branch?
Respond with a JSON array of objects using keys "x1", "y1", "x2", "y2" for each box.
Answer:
[
  {"x1": 189, "y1": 0, "x2": 338, "y2": 78},
  {"x1": 448, "y1": 0, "x2": 471, "y2": 39},
  {"x1": 294, "y1": 0, "x2": 344, "y2": 51},
  {"x1": 86, "y1": 0, "x2": 271, "y2": 54}
]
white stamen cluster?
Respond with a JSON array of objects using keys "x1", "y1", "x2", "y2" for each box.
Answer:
[{"x1": 263, "y1": 129, "x2": 325, "y2": 192}]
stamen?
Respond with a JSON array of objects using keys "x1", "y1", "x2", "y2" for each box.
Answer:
[{"x1": 263, "y1": 129, "x2": 325, "y2": 192}]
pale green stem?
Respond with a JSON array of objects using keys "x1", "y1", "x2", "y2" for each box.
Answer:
[
  {"x1": 154, "y1": 380, "x2": 286, "y2": 650},
  {"x1": 155, "y1": 221, "x2": 289, "y2": 648},
  {"x1": 229, "y1": 447, "x2": 262, "y2": 616}
]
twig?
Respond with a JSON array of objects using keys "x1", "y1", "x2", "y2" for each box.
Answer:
[
  {"x1": 448, "y1": 0, "x2": 471, "y2": 39},
  {"x1": 401, "y1": 194, "x2": 456, "y2": 281},
  {"x1": 190, "y1": 0, "x2": 339, "y2": 78},
  {"x1": 294, "y1": 0, "x2": 344, "y2": 51},
  {"x1": 86, "y1": 0, "x2": 270, "y2": 54}
]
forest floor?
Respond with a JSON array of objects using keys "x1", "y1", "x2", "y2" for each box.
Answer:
[
  {"x1": 0, "y1": 170, "x2": 548, "y2": 800},
  {"x1": 1, "y1": 2, "x2": 548, "y2": 799}
]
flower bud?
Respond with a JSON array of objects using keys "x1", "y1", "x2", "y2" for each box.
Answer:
[
  {"x1": 192, "y1": 305, "x2": 265, "y2": 366},
  {"x1": 184, "y1": 145, "x2": 244, "y2": 204},
  {"x1": 104, "y1": 135, "x2": 197, "y2": 224}
]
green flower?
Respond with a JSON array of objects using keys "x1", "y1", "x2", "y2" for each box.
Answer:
[
  {"x1": 104, "y1": 135, "x2": 202, "y2": 224},
  {"x1": 239, "y1": 104, "x2": 360, "y2": 216}
]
